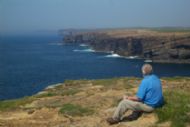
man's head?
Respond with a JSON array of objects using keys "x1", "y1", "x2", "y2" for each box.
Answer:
[{"x1": 142, "y1": 64, "x2": 153, "y2": 76}]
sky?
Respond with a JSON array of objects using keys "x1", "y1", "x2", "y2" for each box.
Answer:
[{"x1": 1, "y1": 0, "x2": 190, "y2": 34}]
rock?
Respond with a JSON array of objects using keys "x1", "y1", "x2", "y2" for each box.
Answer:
[{"x1": 27, "y1": 110, "x2": 35, "y2": 114}]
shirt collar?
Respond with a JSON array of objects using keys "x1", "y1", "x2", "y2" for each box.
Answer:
[{"x1": 143, "y1": 74, "x2": 153, "y2": 78}]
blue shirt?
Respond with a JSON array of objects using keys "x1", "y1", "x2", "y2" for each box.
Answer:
[{"x1": 136, "y1": 74, "x2": 164, "y2": 108}]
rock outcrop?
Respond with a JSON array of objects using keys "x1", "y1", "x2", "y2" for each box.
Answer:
[{"x1": 62, "y1": 29, "x2": 190, "y2": 63}]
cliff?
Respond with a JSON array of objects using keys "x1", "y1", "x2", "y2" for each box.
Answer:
[
  {"x1": 62, "y1": 29, "x2": 190, "y2": 64},
  {"x1": 0, "y1": 77, "x2": 190, "y2": 127}
]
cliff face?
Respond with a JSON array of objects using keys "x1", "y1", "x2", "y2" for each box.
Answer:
[{"x1": 62, "y1": 29, "x2": 190, "y2": 63}]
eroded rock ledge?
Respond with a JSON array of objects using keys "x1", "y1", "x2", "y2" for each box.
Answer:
[{"x1": 61, "y1": 29, "x2": 190, "y2": 63}]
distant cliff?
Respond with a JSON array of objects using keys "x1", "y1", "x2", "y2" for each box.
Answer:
[{"x1": 61, "y1": 29, "x2": 190, "y2": 63}]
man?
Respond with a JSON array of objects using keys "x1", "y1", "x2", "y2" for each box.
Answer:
[{"x1": 107, "y1": 64, "x2": 164, "y2": 125}]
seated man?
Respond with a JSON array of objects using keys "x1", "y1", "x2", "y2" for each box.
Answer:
[{"x1": 107, "y1": 64, "x2": 164, "y2": 125}]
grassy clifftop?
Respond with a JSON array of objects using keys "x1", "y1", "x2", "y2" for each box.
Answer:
[{"x1": 0, "y1": 77, "x2": 190, "y2": 127}]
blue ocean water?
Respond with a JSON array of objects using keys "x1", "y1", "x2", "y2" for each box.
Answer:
[{"x1": 0, "y1": 34, "x2": 190, "y2": 100}]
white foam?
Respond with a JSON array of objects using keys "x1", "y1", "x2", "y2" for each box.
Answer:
[
  {"x1": 103, "y1": 53, "x2": 140, "y2": 59},
  {"x1": 126, "y1": 56, "x2": 139, "y2": 59},
  {"x1": 79, "y1": 44, "x2": 88, "y2": 47},
  {"x1": 110, "y1": 51, "x2": 114, "y2": 54},
  {"x1": 144, "y1": 59, "x2": 153, "y2": 63},
  {"x1": 105, "y1": 53, "x2": 121, "y2": 58},
  {"x1": 73, "y1": 48, "x2": 95, "y2": 52},
  {"x1": 45, "y1": 83, "x2": 62, "y2": 89}
]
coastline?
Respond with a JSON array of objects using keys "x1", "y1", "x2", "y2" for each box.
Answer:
[{"x1": 61, "y1": 28, "x2": 190, "y2": 64}]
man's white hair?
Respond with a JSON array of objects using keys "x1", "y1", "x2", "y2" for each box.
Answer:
[{"x1": 142, "y1": 64, "x2": 153, "y2": 75}]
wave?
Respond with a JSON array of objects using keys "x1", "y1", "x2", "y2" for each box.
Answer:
[
  {"x1": 144, "y1": 59, "x2": 153, "y2": 63},
  {"x1": 105, "y1": 53, "x2": 121, "y2": 58},
  {"x1": 104, "y1": 54, "x2": 140, "y2": 59},
  {"x1": 79, "y1": 44, "x2": 88, "y2": 47},
  {"x1": 73, "y1": 48, "x2": 95, "y2": 52},
  {"x1": 125, "y1": 56, "x2": 139, "y2": 59}
]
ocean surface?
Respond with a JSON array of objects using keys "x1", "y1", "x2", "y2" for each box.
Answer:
[{"x1": 0, "y1": 34, "x2": 190, "y2": 100}]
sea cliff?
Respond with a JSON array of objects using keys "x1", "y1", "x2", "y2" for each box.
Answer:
[
  {"x1": 0, "y1": 77, "x2": 190, "y2": 127},
  {"x1": 61, "y1": 28, "x2": 190, "y2": 64}
]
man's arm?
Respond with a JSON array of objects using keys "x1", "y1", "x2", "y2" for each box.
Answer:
[
  {"x1": 123, "y1": 95, "x2": 141, "y2": 102},
  {"x1": 127, "y1": 96, "x2": 141, "y2": 101},
  {"x1": 123, "y1": 79, "x2": 147, "y2": 102}
]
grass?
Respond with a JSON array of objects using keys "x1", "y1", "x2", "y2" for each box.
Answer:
[
  {"x1": 64, "y1": 77, "x2": 139, "y2": 89},
  {"x1": 64, "y1": 78, "x2": 118, "y2": 87},
  {"x1": 1, "y1": 77, "x2": 189, "y2": 127},
  {"x1": 92, "y1": 78, "x2": 118, "y2": 87},
  {"x1": 64, "y1": 79, "x2": 89, "y2": 86},
  {"x1": 61, "y1": 89, "x2": 80, "y2": 96},
  {"x1": 0, "y1": 96, "x2": 35, "y2": 111},
  {"x1": 92, "y1": 77, "x2": 138, "y2": 88},
  {"x1": 111, "y1": 97, "x2": 122, "y2": 107},
  {"x1": 35, "y1": 92, "x2": 57, "y2": 98},
  {"x1": 35, "y1": 88, "x2": 80, "y2": 98},
  {"x1": 59, "y1": 103, "x2": 94, "y2": 116},
  {"x1": 155, "y1": 90, "x2": 190, "y2": 127},
  {"x1": 162, "y1": 76, "x2": 190, "y2": 81}
]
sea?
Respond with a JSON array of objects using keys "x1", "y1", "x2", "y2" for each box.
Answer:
[{"x1": 0, "y1": 34, "x2": 190, "y2": 100}]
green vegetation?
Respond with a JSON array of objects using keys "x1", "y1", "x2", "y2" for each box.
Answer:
[
  {"x1": 0, "y1": 77, "x2": 189, "y2": 127},
  {"x1": 0, "y1": 96, "x2": 34, "y2": 111},
  {"x1": 162, "y1": 77, "x2": 190, "y2": 81},
  {"x1": 36, "y1": 88, "x2": 80, "y2": 98},
  {"x1": 92, "y1": 77, "x2": 139, "y2": 89},
  {"x1": 35, "y1": 92, "x2": 57, "y2": 98},
  {"x1": 35, "y1": 89, "x2": 80, "y2": 98},
  {"x1": 64, "y1": 79, "x2": 89, "y2": 86},
  {"x1": 61, "y1": 89, "x2": 80, "y2": 96},
  {"x1": 64, "y1": 77, "x2": 140, "y2": 89},
  {"x1": 59, "y1": 103, "x2": 94, "y2": 116},
  {"x1": 156, "y1": 90, "x2": 190, "y2": 127},
  {"x1": 92, "y1": 78, "x2": 118, "y2": 87}
]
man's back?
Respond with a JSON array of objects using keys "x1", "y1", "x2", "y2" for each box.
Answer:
[{"x1": 137, "y1": 74, "x2": 164, "y2": 108}]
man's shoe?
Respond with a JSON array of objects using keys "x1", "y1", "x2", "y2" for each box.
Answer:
[
  {"x1": 106, "y1": 117, "x2": 120, "y2": 125},
  {"x1": 123, "y1": 111, "x2": 143, "y2": 121}
]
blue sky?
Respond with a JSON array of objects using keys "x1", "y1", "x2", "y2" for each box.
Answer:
[{"x1": 1, "y1": 0, "x2": 190, "y2": 34}]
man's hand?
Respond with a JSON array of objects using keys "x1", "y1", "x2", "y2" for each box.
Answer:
[
  {"x1": 123, "y1": 95, "x2": 140, "y2": 102},
  {"x1": 123, "y1": 95, "x2": 128, "y2": 100}
]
